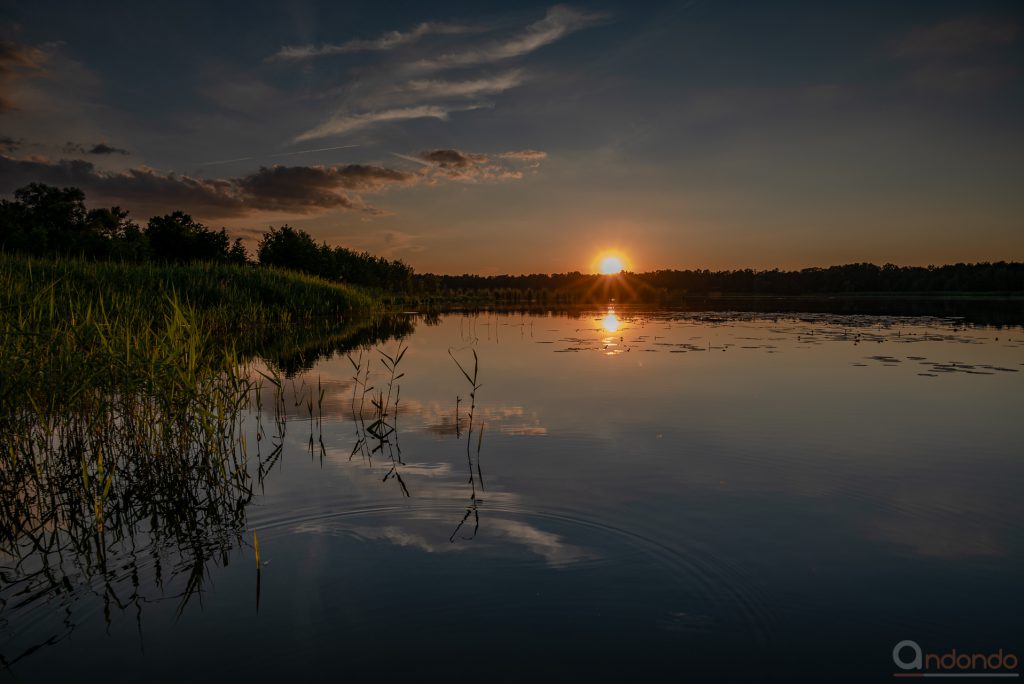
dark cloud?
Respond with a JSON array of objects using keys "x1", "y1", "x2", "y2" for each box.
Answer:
[
  {"x1": 236, "y1": 164, "x2": 416, "y2": 213},
  {"x1": 89, "y1": 143, "x2": 130, "y2": 155},
  {"x1": 0, "y1": 136, "x2": 24, "y2": 153},
  {"x1": 413, "y1": 148, "x2": 546, "y2": 181},
  {"x1": 418, "y1": 149, "x2": 488, "y2": 168},
  {"x1": 0, "y1": 146, "x2": 538, "y2": 217},
  {"x1": 0, "y1": 155, "x2": 419, "y2": 218},
  {"x1": 63, "y1": 141, "x2": 131, "y2": 155}
]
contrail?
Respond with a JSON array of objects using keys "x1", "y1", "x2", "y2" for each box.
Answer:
[
  {"x1": 269, "y1": 144, "x2": 360, "y2": 158},
  {"x1": 390, "y1": 152, "x2": 432, "y2": 166},
  {"x1": 200, "y1": 156, "x2": 254, "y2": 167},
  {"x1": 201, "y1": 144, "x2": 360, "y2": 166}
]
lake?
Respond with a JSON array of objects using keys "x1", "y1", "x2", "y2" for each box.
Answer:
[{"x1": 2, "y1": 307, "x2": 1022, "y2": 681}]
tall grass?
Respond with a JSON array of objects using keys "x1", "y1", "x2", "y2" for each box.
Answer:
[{"x1": 0, "y1": 252, "x2": 376, "y2": 329}]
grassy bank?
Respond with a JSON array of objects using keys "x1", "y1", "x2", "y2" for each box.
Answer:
[
  {"x1": 1, "y1": 253, "x2": 377, "y2": 326},
  {"x1": 0, "y1": 253, "x2": 384, "y2": 408}
]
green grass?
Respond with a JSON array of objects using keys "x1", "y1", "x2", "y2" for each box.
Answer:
[
  {"x1": 0, "y1": 253, "x2": 377, "y2": 328},
  {"x1": 0, "y1": 252, "x2": 384, "y2": 410}
]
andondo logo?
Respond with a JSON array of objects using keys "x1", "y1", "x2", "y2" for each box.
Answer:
[{"x1": 893, "y1": 640, "x2": 1020, "y2": 678}]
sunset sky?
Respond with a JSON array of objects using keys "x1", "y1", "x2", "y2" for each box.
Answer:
[{"x1": 1, "y1": 1, "x2": 1021, "y2": 274}]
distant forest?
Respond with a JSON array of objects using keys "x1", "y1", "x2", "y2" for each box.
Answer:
[
  {"x1": 1, "y1": 183, "x2": 1021, "y2": 300},
  {"x1": 421, "y1": 263, "x2": 1024, "y2": 304}
]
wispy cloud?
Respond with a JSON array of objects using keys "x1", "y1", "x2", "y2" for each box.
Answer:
[
  {"x1": 402, "y1": 70, "x2": 525, "y2": 98},
  {"x1": 0, "y1": 41, "x2": 45, "y2": 73},
  {"x1": 890, "y1": 16, "x2": 1020, "y2": 95},
  {"x1": 496, "y1": 149, "x2": 547, "y2": 161},
  {"x1": 353, "y1": 71, "x2": 524, "y2": 109},
  {"x1": 892, "y1": 16, "x2": 1020, "y2": 58},
  {"x1": 280, "y1": 7, "x2": 602, "y2": 143},
  {"x1": 269, "y1": 21, "x2": 482, "y2": 61},
  {"x1": 409, "y1": 5, "x2": 605, "y2": 72},
  {"x1": 0, "y1": 40, "x2": 47, "y2": 112},
  {"x1": 201, "y1": 144, "x2": 359, "y2": 166},
  {"x1": 907, "y1": 64, "x2": 1016, "y2": 95},
  {"x1": 294, "y1": 103, "x2": 485, "y2": 142}
]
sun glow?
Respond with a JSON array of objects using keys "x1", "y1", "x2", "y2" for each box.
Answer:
[
  {"x1": 601, "y1": 311, "x2": 621, "y2": 333},
  {"x1": 597, "y1": 253, "x2": 626, "y2": 275}
]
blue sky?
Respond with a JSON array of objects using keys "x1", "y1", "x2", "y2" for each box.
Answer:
[{"x1": 1, "y1": 1, "x2": 1021, "y2": 273}]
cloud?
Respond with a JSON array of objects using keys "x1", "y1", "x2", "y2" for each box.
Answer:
[
  {"x1": 418, "y1": 149, "x2": 488, "y2": 167},
  {"x1": 489, "y1": 519, "x2": 593, "y2": 567},
  {"x1": 890, "y1": 16, "x2": 1020, "y2": 95},
  {"x1": 0, "y1": 147, "x2": 539, "y2": 217},
  {"x1": 294, "y1": 103, "x2": 485, "y2": 142},
  {"x1": 0, "y1": 136, "x2": 24, "y2": 153},
  {"x1": 62, "y1": 141, "x2": 131, "y2": 155},
  {"x1": 350, "y1": 71, "x2": 524, "y2": 109},
  {"x1": 892, "y1": 16, "x2": 1020, "y2": 58},
  {"x1": 0, "y1": 41, "x2": 45, "y2": 73},
  {"x1": 409, "y1": 5, "x2": 605, "y2": 71},
  {"x1": 401, "y1": 70, "x2": 525, "y2": 98},
  {"x1": 906, "y1": 63, "x2": 1016, "y2": 95},
  {"x1": 236, "y1": 163, "x2": 416, "y2": 213},
  {"x1": 411, "y1": 148, "x2": 547, "y2": 182},
  {"x1": 284, "y1": 8, "x2": 603, "y2": 141},
  {"x1": 496, "y1": 149, "x2": 547, "y2": 161},
  {"x1": 0, "y1": 40, "x2": 47, "y2": 112},
  {"x1": 269, "y1": 21, "x2": 482, "y2": 61},
  {"x1": 89, "y1": 143, "x2": 130, "y2": 155},
  {"x1": 0, "y1": 154, "x2": 418, "y2": 217}
]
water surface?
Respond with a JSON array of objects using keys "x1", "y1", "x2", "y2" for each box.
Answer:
[{"x1": 3, "y1": 308, "x2": 1022, "y2": 681}]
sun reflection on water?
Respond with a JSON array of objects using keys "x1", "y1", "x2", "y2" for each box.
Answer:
[{"x1": 601, "y1": 311, "x2": 620, "y2": 333}]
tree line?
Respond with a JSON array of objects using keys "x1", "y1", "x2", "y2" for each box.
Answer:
[
  {"x1": 2, "y1": 182, "x2": 1020, "y2": 297},
  {"x1": 419, "y1": 262, "x2": 1024, "y2": 300},
  {"x1": 0, "y1": 183, "x2": 413, "y2": 289}
]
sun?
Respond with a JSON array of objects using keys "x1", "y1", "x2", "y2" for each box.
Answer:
[{"x1": 598, "y1": 254, "x2": 625, "y2": 275}]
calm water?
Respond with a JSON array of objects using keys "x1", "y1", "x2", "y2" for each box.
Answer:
[{"x1": 3, "y1": 308, "x2": 1023, "y2": 681}]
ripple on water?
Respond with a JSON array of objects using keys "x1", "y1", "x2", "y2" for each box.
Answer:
[{"x1": 247, "y1": 501, "x2": 776, "y2": 644}]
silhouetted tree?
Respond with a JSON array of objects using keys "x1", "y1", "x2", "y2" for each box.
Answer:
[
  {"x1": 257, "y1": 224, "x2": 413, "y2": 289},
  {"x1": 145, "y1": 211, "x2": 232, "y2": 263},
  {"x1": 85, "y1": 206, "x2": 149, "y2": 260},
  {"x1": 228, "y1": 238, "x2": 249, "y2": 264},
  {"x1": 257, "y1": 225, "x2": 321, "y2": 273},
  {"x1": 0, "y1": 183, "x2": 88, "y2": 254}
]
